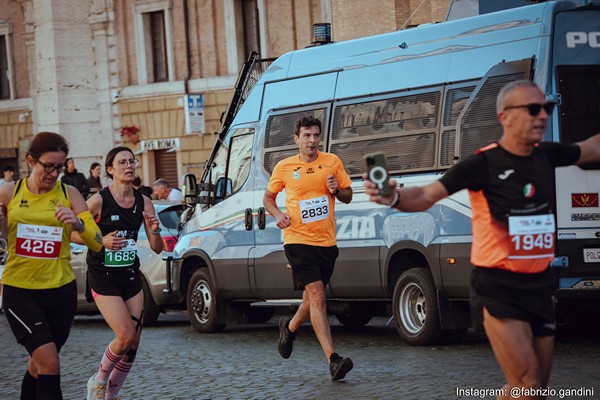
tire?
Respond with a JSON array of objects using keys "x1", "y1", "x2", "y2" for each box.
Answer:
[
  {"x1": 393, "y1": 268, "x2": 442, "y2": 346},
  {"x1": 187, "y1": 269, "x2": 225, "y2": 333},
  {"x1": 248, "y1": 307, "x2": 275, "y2": 324},
  {"x1": 142, "y1": 278, "x2": 161, "y2": 326},
  {"x1": 335, "y1": 314, "x2": 372, "y2": 327}
]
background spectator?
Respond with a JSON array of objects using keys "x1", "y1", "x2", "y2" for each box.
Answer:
[
  {"x1": 61, "y1": 158, "x2": 90, "y2": 199},
  {"x1": 133, "y1": 176, "x2": 153, "y2": 198},
  {"x1": 152, "y1": 178, "x2": 182, "y2": 202},
  {"x1": 0, "y1": 166, "x2": 15, "y2": 186},
  {"x1": 87, "y1": 162, "x2": 103, "y2": 198}
]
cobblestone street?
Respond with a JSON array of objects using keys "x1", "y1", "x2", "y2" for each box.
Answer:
[{"x1": 1, "y1": 311, "x2": 599, "y2": 399}]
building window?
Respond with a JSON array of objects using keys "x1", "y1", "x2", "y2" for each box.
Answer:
[
  {"x1": 146, "y1": 11, "x2": 168, "y2": 82},
  {"x1": 134, "y1": 1, "x2": 174, "y2": 84},
  {"x1": 240, "y1": 0, "x2": 260, "y2": 59},
  {"x1": 0, "y1": 27, "x2": 14, "y2": 100},
  {"x1": 225, "y1": 0, "x2": 265, "y2": 74}
]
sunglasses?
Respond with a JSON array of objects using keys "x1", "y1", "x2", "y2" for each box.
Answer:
[
  {"x1": 37, "y1": 160, "x2": 66, "y2": 174},
  {"x1": 503, "y1": 102, "x2": 555, "y2": 116}
]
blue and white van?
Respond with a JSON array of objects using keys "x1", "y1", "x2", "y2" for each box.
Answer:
[{"x1": 170, "y1": 0, "x2": 600, "y2": 345}]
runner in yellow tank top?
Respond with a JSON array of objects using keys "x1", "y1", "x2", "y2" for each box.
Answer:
[
  {"x1": 0, "y1": 132, "x2": 102, "y2": 400},
  {"x1": 4, "y1": 178, "x2": 76, "y2": 289}
]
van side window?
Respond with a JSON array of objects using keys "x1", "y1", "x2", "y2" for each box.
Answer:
[
  {"x1": 229, "y1": 129, "x2": 254, "y2": 193},
  {"x1": 330, "y1": 91, "x2": 441, "y2": 176},
  {"x1": 210, "y1": 127, "x2": 254, "y2": 202},
  {"x1": 263, "y1": 108, "x2": 327, "y2": 174},
  {"x1": 440, "y1": 85, "x2": 477, "y2": 167},
  {"x1": 456, "y1": 77, "x2": 510, "y2": 159},
  {"x1": 210, "y1": 139, "x2": 229, "y2": 201}
]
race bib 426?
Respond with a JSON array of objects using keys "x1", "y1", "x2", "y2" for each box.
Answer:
[{"x1": 16, "y1": 224, "x2": 63, "y2": 259}]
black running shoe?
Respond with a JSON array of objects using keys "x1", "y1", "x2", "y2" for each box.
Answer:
[
  {"x1": 277, "y1": 316, "x2": 296, "y2": 359},
  {"x1": 329, "y1": 353, "x2": 353, "y2": 381}
]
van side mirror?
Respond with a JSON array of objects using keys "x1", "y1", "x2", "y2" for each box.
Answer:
[
  {"x1": 214, "y1": 177, "x2": 233, "y2": 203},
  {"x1": 182, "y1": 174, "x2": 198, "y2": 205}
]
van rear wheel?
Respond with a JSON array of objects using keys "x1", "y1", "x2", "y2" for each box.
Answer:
[
  {"x1": 187, "y1": 269, "x2": 225, "y2": 333},
  {"x1": 393, "y1": 268, "x2": 442, "y2": 345}
]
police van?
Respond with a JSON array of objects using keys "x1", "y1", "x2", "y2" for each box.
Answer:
[{"x1": 169, "y1": 0, "x2": 600, "y2": 345}]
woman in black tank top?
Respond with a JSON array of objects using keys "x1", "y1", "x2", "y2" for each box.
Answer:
[{"x1": 84, "y1": 147, "x2": 163, "y2": 400}]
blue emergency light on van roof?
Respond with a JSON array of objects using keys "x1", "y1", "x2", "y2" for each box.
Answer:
[{"x1": 311, "y1": 23, "x2": 332, "y2": 46}]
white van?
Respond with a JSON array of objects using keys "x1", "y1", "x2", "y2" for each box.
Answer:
[{"x1": 169, "y1": 0, "x2": 600, "y2": 345}]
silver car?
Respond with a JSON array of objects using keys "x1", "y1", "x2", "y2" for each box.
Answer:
[{"x1": 70, "y1": 200, "x2": 186, "y2": 325}]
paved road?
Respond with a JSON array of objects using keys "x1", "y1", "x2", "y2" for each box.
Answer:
[{"x1": 1, "y1": 311, "x2": 598, "y2": 399}]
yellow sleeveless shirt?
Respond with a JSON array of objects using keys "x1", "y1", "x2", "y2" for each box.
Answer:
[{"x1": 3, "y1": 179, "x2": 75, "y2": 289}]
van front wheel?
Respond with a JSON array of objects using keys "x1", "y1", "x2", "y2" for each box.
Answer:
[
  {"x1": 187, "y1": 269, "x2": 225, "y2": 333},
  {"x1": 393, "y1": 268, "x2": 442, "y2": 345}
]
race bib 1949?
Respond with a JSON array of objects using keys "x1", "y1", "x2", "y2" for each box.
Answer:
[
  {"x1": 299, "y1": 195, "x2": 330, "y2": 224},
  {"x1": 508, "y1": 214, "x2": 555, "y2": 259},
  {"x1": 16, "y1": 224, "x2": 63, "y2": 259},
  {"x1": 104, "y1": 239, "x2": 138, "y2": 267}
]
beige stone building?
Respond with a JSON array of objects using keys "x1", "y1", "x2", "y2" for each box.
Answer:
[{"x1": 0, "y1": 0, "x2": 449, "y2": 187}]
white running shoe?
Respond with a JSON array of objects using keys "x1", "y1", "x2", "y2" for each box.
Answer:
[{"x1": 86, "y1": 372, "x2": 107, "y2": 400}]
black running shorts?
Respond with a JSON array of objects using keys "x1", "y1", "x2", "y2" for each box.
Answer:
[
  {"x1": 284, "y1": 244, "x2": 338, "y2": 290},
  {"x1": 87, "y1": 267, "x2": 143, "y2": 301},
  {"x1": 470, "y1": 267, "x2": 557, "y2": 337},
  {"x1": 3, "y1": 280, "x2": 77, "y2": 355}
]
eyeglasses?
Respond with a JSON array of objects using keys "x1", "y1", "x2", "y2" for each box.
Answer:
[
  {"x1": 503, "y1": 102, "x2": 555, "y2": 116},
  {"x1": 37, "y1": 160, "x2": 66, "y2": 174},
  {"x1": 115, "y1": 158, "x2": 139, "y2": 168}
]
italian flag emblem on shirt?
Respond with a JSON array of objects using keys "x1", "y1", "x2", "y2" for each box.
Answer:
[{"x1": 523, "y1": 183, "x2": 536, "y2": 198}]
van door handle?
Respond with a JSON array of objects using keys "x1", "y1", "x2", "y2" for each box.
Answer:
[
  {"x1": 258, "y1": 207, "x2": 266, "y2": 230},
  {"x1": 245, "y1": 208, "x2": 252, "y2": 230}
]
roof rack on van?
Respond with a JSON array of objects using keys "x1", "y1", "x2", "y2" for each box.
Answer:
[{"x1": 217, "y1": 51, "x2": 275, "y2": 140}]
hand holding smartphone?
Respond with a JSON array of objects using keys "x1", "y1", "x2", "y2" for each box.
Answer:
[{"x1": 365, "y1": 152, "x2": 392, "y2": 197}]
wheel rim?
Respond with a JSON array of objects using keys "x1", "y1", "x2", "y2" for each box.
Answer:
[
  {"x1": 190, "y1": 280, "x2": 212, "y2": 323},
  {"x1": 398, "y1": 282, "x2": 426, "y2": 335}
]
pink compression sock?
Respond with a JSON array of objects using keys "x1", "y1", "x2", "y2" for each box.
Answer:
[
  {"x1": 106, "y1": 359, "x2": 134, "y2": 399},
  {"x1": 96, "y1": 346, "x2": 124, "y2": 383}
]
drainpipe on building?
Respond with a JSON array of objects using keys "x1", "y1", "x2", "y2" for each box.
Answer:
[{"x1": 183, "y1": 0, "x2": 192, "y2": 94}]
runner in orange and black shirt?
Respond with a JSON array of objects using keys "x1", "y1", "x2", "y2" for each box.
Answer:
[
  {"x1": 264, "y1": 116, "x2": 354, "y2": 381},
  {"x1": 364, "y1": 80, "x2": 600, "y2": 400}
]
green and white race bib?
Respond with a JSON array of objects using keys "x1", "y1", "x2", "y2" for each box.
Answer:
[{"x1": 104, "y1": 239, "x2": 138, "y2": 267}]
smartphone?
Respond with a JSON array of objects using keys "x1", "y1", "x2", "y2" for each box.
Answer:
[{"x1": 365, "y1": 152, "x2": 392, "y2": 197}]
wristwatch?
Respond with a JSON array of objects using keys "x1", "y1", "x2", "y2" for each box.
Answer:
[
  {"x1": 149, "y1": 226, "x2": 162, "y2": 235},
  {"x1": 75, "y1": 217, "x2": 85, "y2": 233}
]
